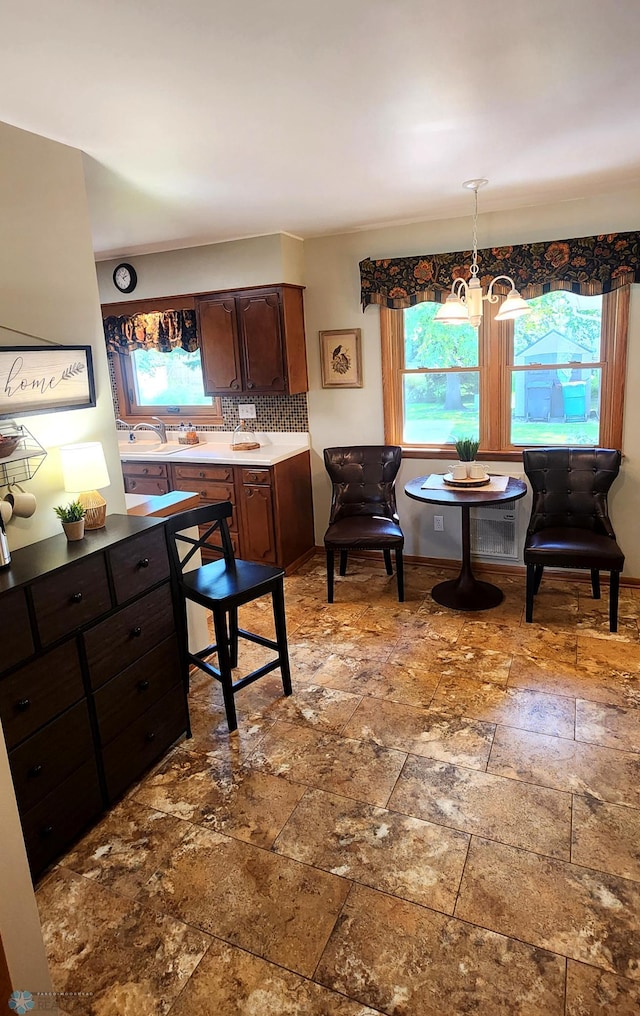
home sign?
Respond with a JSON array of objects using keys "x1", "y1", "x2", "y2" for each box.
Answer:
[{"x1": 0, "y1": 345, "x2": 96, "y2": 418}]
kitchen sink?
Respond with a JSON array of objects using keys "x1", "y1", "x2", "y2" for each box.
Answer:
[{"x1": 119, "y1": 443, "x2": 190, "y2": 456}]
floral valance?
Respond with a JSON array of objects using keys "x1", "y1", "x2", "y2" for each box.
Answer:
[
  {"x1": 104, "y1": 310, "x2": 198, "y2": 355},
  {"x1": 360, "y1": 230, "x2": 640, "y2": 310}
]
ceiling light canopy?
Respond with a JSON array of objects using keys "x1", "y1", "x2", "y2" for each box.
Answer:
[{"x1": 435, "y1": 180, "x2": 531, "y2": 329}]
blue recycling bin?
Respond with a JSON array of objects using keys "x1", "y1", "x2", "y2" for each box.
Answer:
[{"x1": 562, "y1": 381, "x2": 587, "y2": 422}]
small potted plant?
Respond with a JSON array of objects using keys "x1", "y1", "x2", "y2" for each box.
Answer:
[
  {"x1": 454, "y1": 437, "x2": 480, "y2": 462},
  {"x1": 54, "y1": 501, "x2": 86, "y2": 541}
]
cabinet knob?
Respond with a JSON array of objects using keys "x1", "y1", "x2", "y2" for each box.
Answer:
[
  {"x1": 145, "y1": 731, "x2": 156, "y2": 742},
  {"x1": 198, "y1": 471, "x2": 205, "y2": 478},
  {"x1": 138, "y1": 557, "x2": 150, "y2": 569},
  {"x1": 29, "y1": 763, "x2": 43, "y2": 778},
  {"x1": 231, "y1": 382, "x2": 239, "y2": 390},
  {"x1": 16, "y1": 698, "x2": 31, "y2": 711},
  {"x1": 247, "y1": 381, "x2": 254, "y2": 389},
  {"x1": 138, "y1": 679, "x2": 150, "y2": 691},
  {"x1": 131, "y1": 626, "x2": 142, "y2": 638},
  {"x1": 71, "y1": 591, "x2": 83, "y2": 603},
  {"x1": 41, "y1": 825, "x2": 54, "y2": 838},
  {"x1": 142, "y1": 468, "x2": 149, "y2": 475}
]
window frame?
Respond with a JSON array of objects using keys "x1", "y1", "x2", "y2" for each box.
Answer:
[
  {"x1": 111, "y1": 349, "x2": 224, "y2": 425},
  {"x1": 381, "y1": 286, "x2": 629, "y2": 460},
  {"x1": 104, "y1": 295, "x2": 224, "y2": 426}
]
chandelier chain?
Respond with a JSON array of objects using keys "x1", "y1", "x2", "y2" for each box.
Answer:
[{"x1": 470, "y1": 186, "x2": 480, "y2": 278}]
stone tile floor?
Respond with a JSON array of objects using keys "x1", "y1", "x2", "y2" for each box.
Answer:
[{"x1": 36, "y1": 556, "x2": 640, "y2": 1014}]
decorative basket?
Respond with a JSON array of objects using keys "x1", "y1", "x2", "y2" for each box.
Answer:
[{"x1": 0, "y1": 435, "x2": 20, "y2": 459}]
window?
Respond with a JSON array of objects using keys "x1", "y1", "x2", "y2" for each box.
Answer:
[
  {"x1": 112, "y1": 346, "x2": 223, "y2": 422},
  {"x1": 381, "y1": 286, "x2": 629, "y2": 457}
]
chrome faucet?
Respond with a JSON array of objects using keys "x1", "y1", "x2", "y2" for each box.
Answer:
[{"x1": 132, "y1": 417, "x2": 168, "y2": 443}]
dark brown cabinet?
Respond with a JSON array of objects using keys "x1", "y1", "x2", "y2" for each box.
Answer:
[
  {"x1": 122, "y1": 461, "x2": 170, "y2": 495},
  {"x1": 0, "y1": 515, "x2": 189, "y2": 880},
  {"x1": 198, "y1": 285, "x2": 308, "y2": 396}
]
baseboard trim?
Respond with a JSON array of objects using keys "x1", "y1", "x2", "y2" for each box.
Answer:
[{"x1": 311, "y1": 546, "x2": 640, "y2": 587}]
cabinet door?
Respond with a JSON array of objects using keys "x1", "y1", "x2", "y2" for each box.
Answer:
[
  {"x1": 198, "y1": 296, "x2": 242, "y2": 394},
  {"x1": 239, "y1": 484, "x2": 277, "y2": 564},
  {"x1": 236, "y1": 290, "x2": 286, "y2": 393}
]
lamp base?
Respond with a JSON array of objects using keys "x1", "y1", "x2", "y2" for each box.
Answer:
[{"x1": 78, "y1": 490, "x2": 107, "y2": 530}]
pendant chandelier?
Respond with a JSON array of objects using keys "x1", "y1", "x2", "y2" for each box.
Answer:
[{"x1": 435, "y1": 179, "x2": 531, "y2": 329}]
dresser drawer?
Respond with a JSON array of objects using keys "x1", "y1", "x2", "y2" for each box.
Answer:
[
  {"x1": 0, "y1": 640, "x2": 84, "y2": 750},
  {"x1": 31, "y1": 555, "x2": 111, "y2": 646},
  {"x1": 94, "y1": 636, "x2": 181, "y2": 746},
  {"x1": 124, "y1": 476, "x2": 170, "y2": 495},
  {"x1": 122, "y1": 461, "x2": 168, "y2": 479},
  {"x1": 241, "y1": 467, "x2": 271, "y2": 486},
  {"x1": 2, "y1": 589, "x2": 34, "y2": 673},
  {"x1": 84, "y1": 583, "x2": 175, "y2": 690},
  {"x1": 102, "y1": 684, "x2": 188, "y2": 802},
  {"x1": 21, "y1": 759, "x2": 102, "y2": 879},
  {"x1": 109, "y1": 526, "x2": 170, "y2": 604},
  {"x1": 173, "y1": 463, "x2": 233, "y2": 484},
  {"x1": 10, "y1": 700, "x2": 94, "y2": 813}
]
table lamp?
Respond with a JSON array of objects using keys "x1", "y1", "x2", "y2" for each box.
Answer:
[{"x1": 60, "y1": 442, "x2": 110, "y2": 529}]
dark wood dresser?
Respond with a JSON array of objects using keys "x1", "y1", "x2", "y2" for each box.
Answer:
[{"x1": 0, "y1": 514, "x2": 189, "y2": 880}]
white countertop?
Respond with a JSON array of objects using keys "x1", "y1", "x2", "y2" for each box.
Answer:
[{"x1": 118, "y1": 431, "x2": 310, "y2": 467}]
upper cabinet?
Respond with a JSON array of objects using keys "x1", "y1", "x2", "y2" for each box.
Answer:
[{"x1": 197, "y1": 285, "x2": 308, "y2": 396}]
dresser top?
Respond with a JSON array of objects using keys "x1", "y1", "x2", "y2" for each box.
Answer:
[{"x1": 0, "y1": 514, "x2": 165, "y2": 593}]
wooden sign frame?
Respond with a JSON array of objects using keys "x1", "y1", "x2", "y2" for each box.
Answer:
[{"x1": 0, "y1": 345, "x2": 96, "y2": 418}]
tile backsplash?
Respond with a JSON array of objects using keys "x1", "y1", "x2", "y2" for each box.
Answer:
[{"x1": 108, "y1": 355, "x2": 308, "y2": 432}]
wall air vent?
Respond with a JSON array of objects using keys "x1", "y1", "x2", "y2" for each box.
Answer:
[{"x1": 470, "y1": 499, "x2": 518, "y2": 560}]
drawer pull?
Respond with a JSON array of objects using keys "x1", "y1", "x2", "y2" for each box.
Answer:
[
  {"x1": 231, "y1": 381, "x2": 239, "y2": 390},
  {"x1": 145, "y1": 731, "x2": 156, "y2": 742},
  {"x1": 16, "y1": 698, "x2": 31, "y2": 711},
  {"x1": 247, "y1": 381, "x2": 255, "y2": 389},
  {"x1": 131, "y1": 626, "x2": 142, "y2": 638},
  {"x1": 41, "y1": 825, "x2": 54, "y2": 838},
  {"x1": 138, "y1": 558, "x2": 150, "y2": 569},
  {"x1": 142, "y1": 467, "x2": 149, "y2": 474},
  {"x1": 198, "y1": 471, "x2": 205, "y2": 478},
  {"x1": 29, "y1": 763, "x2": 43, "y2": 778},
  {"x1": 138, "y1": 679, "x2": 150, "y2": 691},
  {"x1": 71, "y1": 591, "x2": 83, "y2": 603}
]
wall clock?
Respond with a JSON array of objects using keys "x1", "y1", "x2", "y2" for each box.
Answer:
[{"x1": 113, "y1": 263, "x2": 137, "y2": 294}]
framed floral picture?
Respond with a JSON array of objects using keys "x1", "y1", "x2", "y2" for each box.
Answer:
[{"x1": 319, "y1": 329, "x2": 363, "y2": 388}]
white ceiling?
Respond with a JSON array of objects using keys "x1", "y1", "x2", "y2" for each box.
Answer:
[{"x1": 2, "y1": 0, "x2": 640, "y2": 260}]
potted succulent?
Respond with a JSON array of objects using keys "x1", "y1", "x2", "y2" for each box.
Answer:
[
  {"x1": 54, "y1": 500, "x2": 86, "y2": 541},
  {"x1": 454, "y1": 437, "x2": 480, "y2": 462}
]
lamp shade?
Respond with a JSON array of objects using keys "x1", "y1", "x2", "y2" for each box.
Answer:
[
  {"x1": 495, "y1": 290, "x2": 530, "y2": 322},
  {"x1": 434, "y1": 293, "x2": 470, "y2": 325},
  {"x1": 60, "y1": 442, "x2": 110, "y2": 493}
]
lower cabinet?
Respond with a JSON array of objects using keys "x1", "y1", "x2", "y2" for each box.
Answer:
[
  {"x1": 122, "y1": 460, "x2": 170, "y2": 495},
  {"x1": 167, "y1": 450, "x2": 313, "y2": 570},
  {"x1": 0, "y1": 515, "x2": 189, "y2": 880}
]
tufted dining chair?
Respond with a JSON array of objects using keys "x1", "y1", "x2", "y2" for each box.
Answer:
[
  {"x1": 522, "y1": 447, "x2": 624, "y2": 632},
  {"x1": 323, "y1": 445, "x2": 404, "y2": 602}
]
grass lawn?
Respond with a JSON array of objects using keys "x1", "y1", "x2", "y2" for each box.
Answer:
[{"x1": 404, "y1": 403, "x2": 599, "y2": 446}]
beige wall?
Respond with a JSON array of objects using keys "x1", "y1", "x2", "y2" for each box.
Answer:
[
  {"x1": 96, "y1": 232, "x2": 304, "y2": 303},
  {"x1": 0, "y1": 121, "x2": 126, "y2": 553},
  {"x1": 0, "y1": 120, "x2": 129, "y2": 992},
  {"x1": 303, "y1": 188, "x2": 640, "y2": 577}
]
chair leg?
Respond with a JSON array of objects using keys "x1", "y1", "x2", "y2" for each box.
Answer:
[
  {"x1": 383, "y1": 549, "x2": 393, "y2": 576},
  {"x1": 228, "y1": 606, "x2": 239, "y2": 669},
  {"x1": 339, "y1": 550, "x2": 348, "y2": 576},
  {"x1": 591, "y1": 568, "x2": 601, "y2": 600},
  {"x1": 533, "y1": 565, "x2": 544, "y2": 594},
  {"x1": 213, "y1": 606, "x2": 237, "y2": 732},
  {"x1": 525, "y1": 564, "x2": 536, "y2": 622},
  {"x1": 272, "y1": 580, "x2": 292, "y2": 696},
  {"x1": 395, "y1": 548, "x2": 404, "y2": 602},
  {"x1": 609, "y1": 570, "x2": 620, "y2": 633},
  {"x1": 326, "y1": 548, "x2": 334, "y2": 603}
]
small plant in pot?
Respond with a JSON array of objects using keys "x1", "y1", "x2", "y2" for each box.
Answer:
[
  {"x1": 54, "y1": 501, "x2": 86, "y2": 541},
  {"x1": 454, "y1": 437, "x2": 480, "y2": 462}
]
